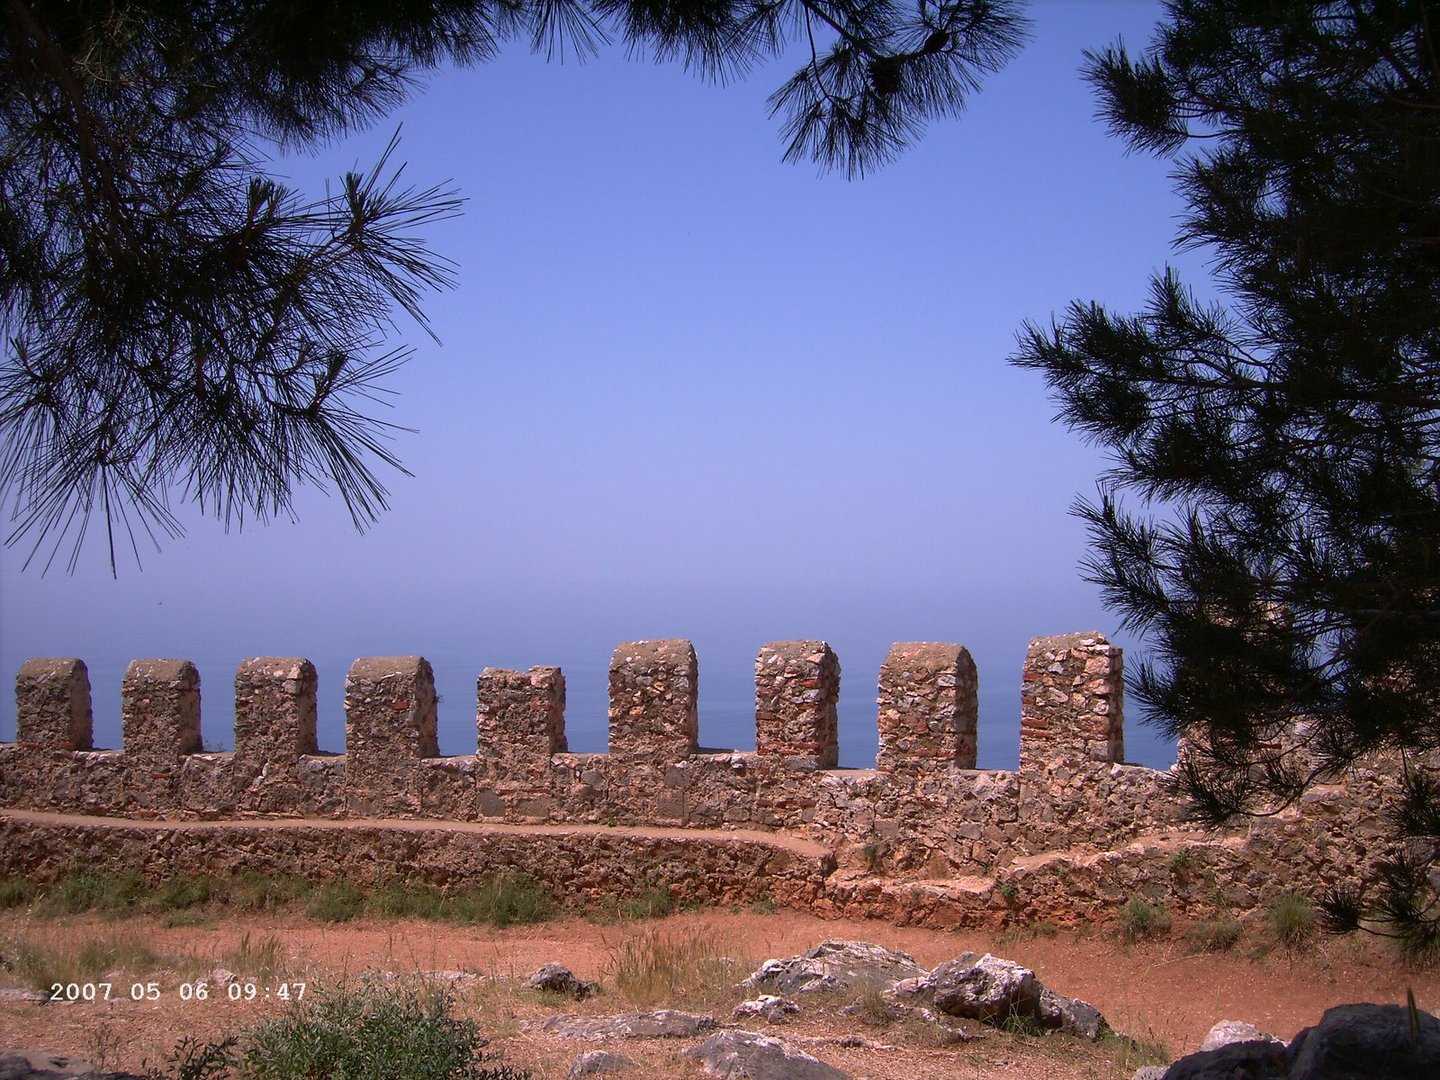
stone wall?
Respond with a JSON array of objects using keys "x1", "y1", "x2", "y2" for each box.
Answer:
[{"x1": 0, "y1": 634, "x2": 1415, "y2": 929}]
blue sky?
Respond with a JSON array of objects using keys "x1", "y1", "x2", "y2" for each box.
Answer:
[{"x1": 0, "y1": 0, "x2": 1210, "y2": 768}]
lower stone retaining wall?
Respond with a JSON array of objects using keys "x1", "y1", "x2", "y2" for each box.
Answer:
[{"x1": 0, "y1": 810, "x2": 834, "y2": 913}]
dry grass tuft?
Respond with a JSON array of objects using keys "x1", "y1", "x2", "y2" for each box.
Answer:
[{"x1": 602, "y1": 924, "x2": 750, "y2": 1009}]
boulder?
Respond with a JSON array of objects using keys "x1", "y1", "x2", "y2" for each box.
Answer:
[
  {"x1": 536, "y1": 1010, "x2": 717, "y2": 1041},
  {"x1": 684, "y1": 1030, "x2": 851, "y2": 1080},
  {"x1": 1198, "y1": 1019, "x2": 1282, "y2": 1053},
  {"x1": 741, "y1": 940, "x2": 925, "y2": 995},
  {"x1": 913, "y1": 953, "x2": 1041, "y2": 1023},
  {"x1": 0, "y1": 1050, "x2": 145, "y2": 1080},
  {"x1": 1157, "y1": 1002, "x2": 1440, "y2": 1080},
  {"x1": 1161, "y1": 1039, "x2": 1292, "y2": 1079},
  {"x1": 892, "y1": 953, "x2": 1110, "y2": 1040},
  {"x1": 1287, "y1": 1002, "x2": 1440, "y2": 1080},
  {"x1": 1037, "y1": 985, "x2": 1109, "y2": 1039},
  {"x1": 567, "y1": 1050, "x2": 635, "y2": 1076},
  {"x1": 525, "y1": 963, "x2": 600, "y2": 1000},
  {"x1": 733, "y1": 995, "x2": 801, "y2": 1024}
]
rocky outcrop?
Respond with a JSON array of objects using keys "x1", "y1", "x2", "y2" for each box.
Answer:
[
  {"x1": 1037, "y1": 984, "x2": 1109, "y2": 1039},
  {"x1": 1288, "y1": 1003, "x2": 1439, "y2": 1080},
  {"x1": 535, "y1": 1010, "x2": 717, "y2": 1041},
  {"x1": 898, "y1": 952, "x2": 1041, "y2": 1023},
  {"x1": 566, "y1": 1049, "x2": 635, "y2": 1076},
  {"x1": 1161, "y1": 1040, "x2": 1290, "y2": 1080},
  {"x1": 0, "y1": 1050, "x2": 143, "y2": 1080},
  {"x1": 525, "y1": 963, "x2": 599, "y2": 1000},
  {"x1": 684, "y1": 1030, "x2": 851, "y2": 1079},
  {"x1": 891, "y1": 952, "x2": 1110, "y2": 1039},
  {"x1": 732, "y1": 995, "x2": 801, "y2": 1024},
  {"x1": 741, "y1": 940, "x2": 925, "y2": 995},
  {"x1": 744, "y1": 944, "x2": 1109, "y2": 1041}
]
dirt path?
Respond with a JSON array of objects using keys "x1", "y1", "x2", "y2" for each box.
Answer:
[{"x1": 1, "y1": 907, "x2": 1434, "y2": 1079}]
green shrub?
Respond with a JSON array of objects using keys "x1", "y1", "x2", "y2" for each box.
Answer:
[
  {"x1": 619, "y1": 883, "x2": 675, "y2": 922},
  {"x1": 369, "y1": 880, "x2": 444, "y2": 920},
  {"x1": 152, "y1": 875, "x2": 216, "y2": 913},
  {"x1": 0, "y1": 876, "x2": 35, "y2": 909},
  {"x1": 859, "y1": 838, "x2": 887, "y2": 874},
  {"x1": 36, "y1": 871, "x2": 146, "y2": 916},
  {"x1": 230, "y1": 872, "x2": 310, "y2": 914},
  {"x1": 1168, "y1": 848, "x2": 1196, "y2": 875},
  {"x1": 305, "y1": 882, "x2": 365, "y2": 923},
  {"x1": 237, "y1": 982, "x2": 529, "y2": 1080},
  {"x1": 1269, "y1": 892, "x2": 1317, "y2": 948},
  {"x1": 1118, "y1": 898, "x2": 1171, "y2": 943},
  {"x1": 445, "y1": 874, "x2": 555, "y2": 928}
]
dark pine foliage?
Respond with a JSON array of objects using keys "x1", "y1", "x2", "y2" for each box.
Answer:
[
  {"x1": 1012, "y1": 0, "x2": 1440, "y2": 956},
  {"x1": 0, "y1": 0, "x2": 1026, "y2": 572}
]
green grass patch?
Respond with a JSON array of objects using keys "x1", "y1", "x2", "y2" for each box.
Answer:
[
  {"x1": 444, "y1": 874, "x2": 556, "y2": 928},
  {"x1": 1184, "y1": 916, "x2": 1244, "y2": 953},
  {"x1": 0, "y1": 876, "x2": 36, "y2": 909},
  {"x1": 230, "y1": 872, "x2": 312, "y2": 913},
  {"x1": 33, "y1": 871, "x2": 147, "y2": 917},
  {"x1": 1118, "y1": 898, "x2": 1171, "y2": 943},
  {"x1": 1101, "y1": 1030, "x2": 1172, "y2": 1074},
  {"x1": 225, "y1": 931, "x2": 287, "y2": 983},
  {"x1": 1269, "y1": 891, "x2": 1317, "y2": 948},
  {"x1": 11, "y1": 869, "x2": 560, "y2": 931},
  {"x1": 0, "y1": 929, "x2": 178, "y2": 991},
  {"x1": 305, "y1": 882, "x2": 365, "y2": 923},
  {"x1": 618, "y1": 883, "x2": 676, "y2": 922},
  {"x1": 153, "y1": 874, "x2": 217, "y2": 912},
  {"x1": 369, "y1": 880, "x2": 445, "y2": 920}
]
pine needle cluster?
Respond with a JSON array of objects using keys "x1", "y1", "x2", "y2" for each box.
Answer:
[{"x1": 1012, "y1": 0, "x2": 1440, "y2": 956}]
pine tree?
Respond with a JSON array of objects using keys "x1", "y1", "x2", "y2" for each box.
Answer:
[
  {"x1": 1012, "y1": 0, "x2": 1440, "y2": 955},
  {"x1": 1, "y1": 0, "x2": 1027, "y2": 571}
]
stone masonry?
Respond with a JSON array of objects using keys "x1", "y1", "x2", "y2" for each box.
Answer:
[
  {"x1": 0, "y1": 633, "x2": 1423, "y2": 930},
  {"x1": 14, "y1": 658, "x2": 91, "y2": 751},
  {"x1": 755, "y1": 641, "x2": 839, "y2": 770},
  {"x1": 876, "y1": 643, "x2": 977, "y2": 774}
]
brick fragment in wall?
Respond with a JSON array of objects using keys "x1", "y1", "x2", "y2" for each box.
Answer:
[
  {"x1": 344, "y1": 656, "x2": 438, "y2": 817},
  {"x1": 477, "y1": 666, "x2": 567, "y2": 783},
  {"x1": 876, "y1": 642, "x2": 977, "y2": 772},
  {"x1": 120, "y1": 659, "x2": 201, "y2": 815},
  {"x1": 234, "y1": 658, "x2": 319, "y2": 815},
  {"x1": 755, "y1": 641, "x2": 839, "y2": 770},
  {"x1": 16, "y1": 658, "x2": 92, "y2": 750},
  {"x1": 1019, "y1": 633, "x2": 1123, "y2": 773},
  {"x1": 608, "y1": 640, "x2": 698, "y2": 762}
]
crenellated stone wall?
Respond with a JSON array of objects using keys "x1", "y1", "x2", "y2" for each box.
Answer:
[{"x1": 0, "y1": 633, "x2": 1418, "y2": 930}]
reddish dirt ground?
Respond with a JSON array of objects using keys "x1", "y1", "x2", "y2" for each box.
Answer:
[{"x1": 1, "y1": 907, "x2": 1435, "y2": 1079}]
